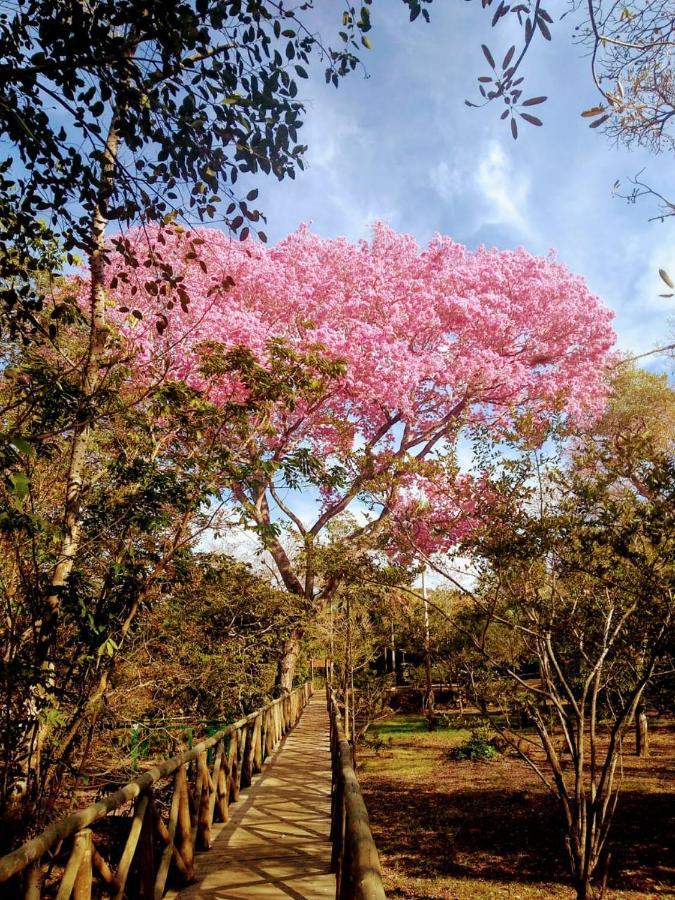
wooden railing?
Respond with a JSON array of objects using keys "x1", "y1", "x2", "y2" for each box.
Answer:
[
  {"x1": 327, "y1": 686, "x2": 386, "y2": 900},
  {"x1": 0, "y1": 682, "x2": 313, "y2": 898}
]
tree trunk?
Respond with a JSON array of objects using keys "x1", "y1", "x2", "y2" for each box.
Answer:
[
  {"x1": 421, "y1": 570, "x2": 436, "y2": 728},
  {"x1": 575, "y1": 882, "x2": 593, "y2": 900},
  {"x1": 25, "y1": 116, "x2": 121, "y2": 821},
  {"x1": 37, "y1": 118, "x2": 119, "y2": 667},
  {"x1": 276, "y1": 627, "x2": 303, "y2": 692},
  {"x1": 636, "y1": 702, "x2": 649, "y2": 757}
]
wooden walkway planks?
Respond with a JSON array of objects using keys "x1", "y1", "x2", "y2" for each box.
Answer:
[{"x1": 169, "y1": 696, "x2": 335, "y2": 899}]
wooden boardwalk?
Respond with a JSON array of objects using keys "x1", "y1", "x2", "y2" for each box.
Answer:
[{"x1": 169, "y1": 697, "x2": 336, "y2": 899}]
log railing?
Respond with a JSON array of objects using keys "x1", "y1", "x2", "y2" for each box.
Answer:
[
  {"x1": 327, "y1": 686, "x2": 386, "y2": 900},
  {"x1": 0, "y1": 682, "x2": 313, "y2": 899}
]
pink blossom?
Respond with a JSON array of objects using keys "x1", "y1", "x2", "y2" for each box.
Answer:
[{"x1": 100, "y1": 223, "x2": 615, "y2": 553}]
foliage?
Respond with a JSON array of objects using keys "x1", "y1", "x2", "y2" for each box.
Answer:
[
  {"x1": 461, "y1": 0, "x2": 675, "y2": 220},
  {"x1": 444, "y1": 418, "x2": 675, "y2": 899},
  {"x1": 450, "y1": 726, "x2": 500, "y2": 761},
  {"x1": 101, "y1": 221, "x2": 615, "y2": 685},
  {"x1": 466, "y1": 0, "x2": 674, "y2": 150},
  {"x1": 0, "y1": 299, "x2": 338, "y2": 844},
  {"x1": 93, "y1": 552, "x2": 306, "y2": 776},
  {"x1": 0, "y1": 0, "x2": 428, "y2": 333}
]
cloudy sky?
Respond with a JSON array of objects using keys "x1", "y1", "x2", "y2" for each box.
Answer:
[
  {"x1": 247, "y1": 2, "x2": 674, "y2": 371},
  {"x1": 205, "y1": 2, "x2": 674, "y2": 570}
]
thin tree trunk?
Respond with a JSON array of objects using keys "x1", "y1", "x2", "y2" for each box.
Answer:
[
  {"x1": 37, "y1": 117, "x2": 120, "y2": 666},
  {"x1": 635, "y1": 701, "x2": 649, "y2": 757},
  {"x1": 25, "y1": 81, "x2": 132, "y2": 821},
  {"x1": 276, "y1": 626, "x2": 303, "y2": 692},
  {"x1": 421, "y1": 569, "x2": 435, "y2": 728}
]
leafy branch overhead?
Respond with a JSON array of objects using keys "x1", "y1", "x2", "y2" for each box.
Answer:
[
  {"x1": 465, "y1": 0, "x2": 674, "y2": 154},
  {"x1": 0, "y1": 0, "x2": 430, "y2": 335}
]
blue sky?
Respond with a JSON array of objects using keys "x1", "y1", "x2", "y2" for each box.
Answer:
[
  {"x1": 246, "y1": 2, "x2": 674, "y2": 370},
  {"x1": 205, "y1": 3, "x2": 674, "y2": 572}
]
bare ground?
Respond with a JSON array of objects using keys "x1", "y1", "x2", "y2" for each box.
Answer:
[{"x1": 358, "y1": 716, "x2": 675, "y2": 899}]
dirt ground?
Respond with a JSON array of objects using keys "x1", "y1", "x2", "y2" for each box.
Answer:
[{"x1": 358, "y1": 715, "x2": 675, "y2": 900}]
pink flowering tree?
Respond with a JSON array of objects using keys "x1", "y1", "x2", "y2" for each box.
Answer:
[{"x1": 106, "y1": 223, "x2": 615, "y2": 687}]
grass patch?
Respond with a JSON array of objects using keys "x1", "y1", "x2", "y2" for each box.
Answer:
[{"x1": 362, "y1": 715, "x2": 471, "y2": 780}]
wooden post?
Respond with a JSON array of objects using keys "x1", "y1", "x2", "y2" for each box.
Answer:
[
  {"x1": 240, "y1": 723, "x2": 253, "y2": 789},
  {"x1": 72, "y1": 830, "x2": 92, "y2": 900},
  {"x1": 155, "y1": 772, "x2": 183, "y2": 896},
  {"x1": 263, "y1": 709, "x2": 273, "y2": 758},
  {"x1": 55, "y1": 830, "x2": 91, "y2": 900},
  {"x1": 137, "y1": 801, "x2": 155, "y2": 899},
  {"x1": 253, "y1": 712, "x2": 263, "y2": 773},
  {"x1": 113, "y1": 795, "x2": 149, "y2": 900},
  {"x1": 207, "y1": 741, "x2": 225, "y2": 827},
  {"x1": 91, "y1": 844, "x2": 119, "y2": 894},
  {"x1": 216, "y1": 764, "x2": 229, "y2": 822},
  {"x1": 228, "y1": 731, "x2": 240, "y2": 803},
  {"x1": 175, "y1": 765, "x2": 194, "y2": 879},
  {"x1": 196, "y1": 752, "x2": 211, "y2": 850},
  {"x1": 23, "y1": 861, "x2": 42, "y2": 900}
]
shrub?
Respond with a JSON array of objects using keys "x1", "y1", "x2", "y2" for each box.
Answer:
[{"x1": 450, "y1": 726, "x2": 500, "y2": 761}]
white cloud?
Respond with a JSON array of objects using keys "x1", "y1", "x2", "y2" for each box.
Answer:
[
  {"x1": 430, "y1": 160, "x2": 464, "y2": 203},
  {"x1": 474, "y1": 141, "x2": 532, "y2": 237}
]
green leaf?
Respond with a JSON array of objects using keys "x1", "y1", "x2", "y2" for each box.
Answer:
[
  {"x1": 10, "y1": 435, "x2": 34, "y2": 456},
  {"x1": 9, "y1": 472, "x2": 30, "y2": 498}
]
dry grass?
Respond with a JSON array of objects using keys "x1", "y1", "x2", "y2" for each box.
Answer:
[{"x1": 358, "y1": 715, "x2": 675, "y2": 899}]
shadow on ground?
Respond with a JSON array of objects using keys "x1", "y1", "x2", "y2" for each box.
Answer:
[{"x1": 361, "y1": 745, "x2": 675, "y2": 894}]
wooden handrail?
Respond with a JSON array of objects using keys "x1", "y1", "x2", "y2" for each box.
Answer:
[
  {"x1": 327, "y1": 685, "x2": 386, "y2": 900},
  {"x1": 0, "y1": 682, "x2": 314, "y2": 897}
]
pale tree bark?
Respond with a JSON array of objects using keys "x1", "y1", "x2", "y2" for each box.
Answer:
[
  {"x1": 37, "y1": 118, "x2": 119, "y2": 668},
  {"x1": 635, "y1": 699, "x2": 649, "y2": 757},
  {"x1": 27, "y1": 98, "x2": 129, "y2": 813},
  {"x1": 276, "y1": 627, "x2": 304, "y2": 692}
]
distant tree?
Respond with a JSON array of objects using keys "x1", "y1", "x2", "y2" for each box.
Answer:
[{"x1": 570, "y1": 365, "x2": 675, "y2": 754}]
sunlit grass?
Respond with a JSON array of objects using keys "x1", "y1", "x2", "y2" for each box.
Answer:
[{"x1": 360, "y1": 715, "x2": 472, "y2": 779}]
